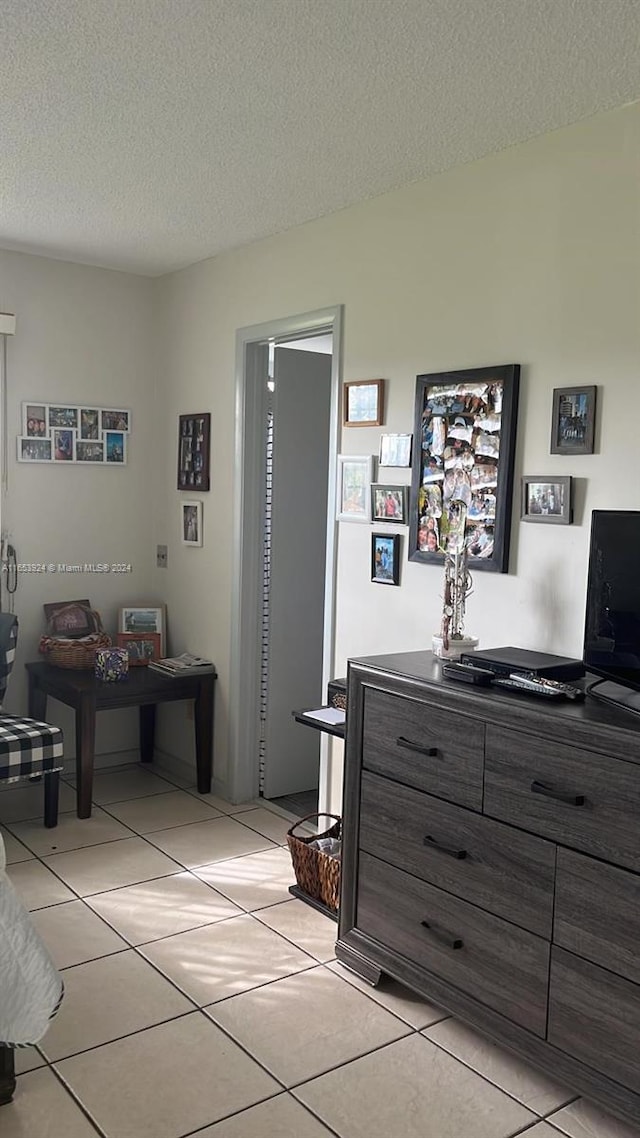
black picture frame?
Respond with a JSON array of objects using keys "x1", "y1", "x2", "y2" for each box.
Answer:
[
  {"x1": 550, "y1": 385, "x2": 596, "y2": 455},
  {"x1": 521, "y1": 475, "x2": 572, "y2": 524},
  {"x1": 371, "y1": 483, "x2": 408, "y2": 524},
  {"x1": 409, "y1": 364, "x2": 520, "y2": 573},
  {"x1": 371, "y1": 532, "x2": 401, "y2": 585},
  {"x1": 178, "y1": 413, "x2": 211, "y2": 491}
]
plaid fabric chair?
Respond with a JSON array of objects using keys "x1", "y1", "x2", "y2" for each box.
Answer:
[{"x1": 0, "y1": 615, "x2": 63, "y2": 828}]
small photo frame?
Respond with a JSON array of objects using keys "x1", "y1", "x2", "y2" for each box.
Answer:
[
  {"x1": 178, "y1": 413, "x2": 211, "y2": 490},
  {"x1": 371, "y1": 483, "x2": 408, "y2": 524},
  {"x1": 371, "y1": 532, "x2": 401, "y2": 585},
  {"x1": 43, "y1": 599, "x2": 92, "y2": 637},
  {"x1": 105, "y1": 431, "x2": 126, "y2": 464},
  {"x1": 48, "y1": 405, "x2": 78, "y2": 430},
  {"x1": 116, "y1": 631, "x2": 161, "y2": 666},
  {"x1": 22, "y1": 403, "x2": 48, "y2": 437},
  {"x1": 379, "y1": 433, "x2": 412, "y2": 468},
  {"x1": 80, "y1": 409, "x2": 101, "y2": 440},
  {"x1": 336, "y1": 455, "x2": 375, "y2": 522},
  {"x1": 53, "y1": 428, "x2": 74, "y2": 461},
  {"x1": 550, "y1": 386, "x2": 596, "y2": 455},
  {"x1": 119, "y1": 606, "x2": 166, "y2": 655},
  {"x1": 521, "y1": 476, "x2": 572, "y2": 524},
  {"x1": 76, "y1": 440, "x2": 105, "y2": 463},
  {"x1": 182, "y1": 500, "x2": 203, "y2": 546},
  {"x1": 17, "y1": 437, "x2": 52, "y2": 462},
  {"x1": 101, "y1": 410, "x2": 131, "y2": 432},
  {"x1": 343, "y1": 380, "x2": 384, "y2": 427}
]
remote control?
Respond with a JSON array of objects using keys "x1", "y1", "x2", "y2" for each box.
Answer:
[
  {"x1": 493, "y1": 675, "x2": 564, "y2": 698},
  {"x1": 508, "y1": 672, "x2": 586, "y2": 701},
  {"x1": 442, "y1": 662, "x2": 495, "y2": 686}
]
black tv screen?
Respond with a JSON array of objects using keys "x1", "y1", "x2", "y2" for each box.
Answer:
[{"x1": 583, "y1": 510, "x2": 640, "y2": 691}]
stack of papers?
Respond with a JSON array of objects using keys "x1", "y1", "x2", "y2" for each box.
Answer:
[
  {"x1": 302, "y1": 707, "x2": 346, "y2": 726},
  {"x1": 149, "y1": 653, "x2": 215, "y2": 677}
]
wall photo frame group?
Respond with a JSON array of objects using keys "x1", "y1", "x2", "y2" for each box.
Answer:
[
  {"x1": 178, "y1": 413, "x2": 210, "y2": 490},
  {"x1": 409, "y1": 364, "x2": 520, "y2": 573},
  {"x1": 18, "y1": 403, "x2": 129, "y2": 464}
]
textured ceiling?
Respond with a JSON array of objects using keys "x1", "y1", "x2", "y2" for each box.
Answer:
[{"x1": 1, "y1": 0, "x2": 639, "y2": 276}]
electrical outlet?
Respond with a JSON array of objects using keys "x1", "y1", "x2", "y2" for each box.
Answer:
[{"x1": 157, "y1": 545, "x2": 168, "y2": 568}]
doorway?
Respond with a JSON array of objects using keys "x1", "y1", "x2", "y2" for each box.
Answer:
[{"x1": 229, "y1": 307, "x2": 342, "y2": 812}]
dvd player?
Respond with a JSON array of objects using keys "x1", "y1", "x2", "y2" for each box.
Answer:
[{"x1": 459, "y1": 646, "x2": 585, "y2": 682}]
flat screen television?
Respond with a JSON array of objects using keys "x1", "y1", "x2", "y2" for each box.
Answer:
[{"x1": 583, "y1": 510, "x2": 640, "y2": 712}]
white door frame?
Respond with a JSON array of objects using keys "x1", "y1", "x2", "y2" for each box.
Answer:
[{"x1": 228, "y1": 305, "x2": 343, "y2": 806}]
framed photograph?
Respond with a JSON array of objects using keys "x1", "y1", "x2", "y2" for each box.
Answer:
[
  {"x1": 178, "y1": 413, "x2": 211, "y2": 491},
  {"x1": 22, "y1": 403, "x2": 48, "y2": 437},
  {"x1": 379, "y1": 433, "x2": 412, "y2": 468},
  {"x1": 80, "y1": 409, "x2": 101, "y2": 440},
  {"x1": 182, "y1": 500, "x2": 203, "y2": 546},
  {"x1": 105, "y1": 431, "x2": 126, "y2": 464},
  {"x1": 43, "y1": 599, "x2": 92, "y2": 637},
  {"x1": 17, "y1": 437, "x2": 52, "y2": 462},
  {"x1": 119, "y1": 606, "x2": 166, "y2": 655},
  {"x1": 76, "y1": 440, "x2": 105, "y2": 463},
  {"x1": 550, "y1": 386, "x2": 596, "y2": 455},
  {"x1": 336, "y1": 455, "x2": 375, "y2": 522},
  {"x1": 101, "y1": 409, "x2": 131, "y2": 432},
  {"x1": 409, "y1": 364, "x2": 520, "y2": 572},
  {"x1": 48, "y1": 405, "x2": 78, "y2": 430},
  {"x1": 522, "y1": 476, "x2": 572, "y2": 525},
  {"x1": 53, "y1": 428, "x2": 74, "y2": 461},
  {"x1": 343, "y1": 380, "x2": 384, "y2": 427},
  {"x1": 371, "y1": 532, "x2": 401, "y2": 585},
  {"x1": 116, "y1": 631, "x2": 161, "y2": 666},
  {"x1": 371, "y1": 483, "x2": 408, "y2": 524}
]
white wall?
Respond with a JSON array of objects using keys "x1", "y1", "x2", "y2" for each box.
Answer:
[
  {"x1": 0, "y1": 250, "x2": 156, "y2": 758},
  {"x1": 154, "y1": 102, "x2": 639, "y2": 803}
]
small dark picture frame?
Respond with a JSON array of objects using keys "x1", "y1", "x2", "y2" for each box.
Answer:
[
  {"x1": 371, "y1": 483, "x2": 407, "y2": 523},
  {"x1": 343, "y1": 380, "x2": 384, "y2": 427},
  {"x1": 371, "y1": 532, "x2": 401, "y2": 585},
  {"x1": 550, "y1": 386, "x2": 596, "y2": 455},
  {"x1": 178, "y1": 413, "x2": 211, "y2": 491},
  {"x1": 522, "y1": 476, "x2": 572, "y2": 524}
]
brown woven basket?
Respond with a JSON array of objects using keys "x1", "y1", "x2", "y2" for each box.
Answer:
[
  {"x1": 39, "y1": 606, "x2": 111, "y2": 669},
  {"x1": 286, "y1": 813, "x2": 341, "y2": 912}
]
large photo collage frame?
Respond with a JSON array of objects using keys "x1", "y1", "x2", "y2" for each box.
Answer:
[{"x1": 18, "y1": 403, "x2": 130, "y2": 465}]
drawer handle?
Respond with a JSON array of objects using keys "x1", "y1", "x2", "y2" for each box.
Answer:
[
  {"x1": 531, "y1": 779, "x2": 585, "y2": 806},
  {"x1": 420, "y1": 919, "x2": 463, "y2": 950},
  {"x1": 397, "y1": 736, "x2": 438, "y2": 757},
  {"x1": 423, "y1": 835, "x2": 467, "y2": 860}
]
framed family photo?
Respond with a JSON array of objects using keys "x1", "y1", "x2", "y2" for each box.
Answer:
[
  {"x1": 371, "y1": 532, "x2": 401, "y2": 585},
  {"x1": 521, "y1": 475, "x2": 572, "y2": 524},
  {"x1": 343, "y1": 380, "x2": 384, "y2": 427},
  {"x1": 371, "y1": 484, "x2": 408, "y2": 524},
  {"x1": 182, "y1": 500, "x2": 203, "y2": 546},
  {"x1": 408, "y1": 364, "x2": 520, "y2": 572},
  {"x1": 550, "y1": 386, "x2": 596, "y2": 455},
  {"x1": 336, "y1": 455, "x2": 375, "y2": 522},
  {"x1": 116, "y1": 632, "x2": 161, "y2": 665}
]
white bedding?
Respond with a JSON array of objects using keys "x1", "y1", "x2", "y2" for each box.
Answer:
[{"x1": 0, "y1": 834, "x2": 63, "y2": 1045}]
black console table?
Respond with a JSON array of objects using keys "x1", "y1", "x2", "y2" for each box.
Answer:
[
  {"x1": 338, "y1": 650, "x2": 640, "y2": 1128},
  {"x1": 26, "y1": 662, "x2": 216, "y2": 819}
]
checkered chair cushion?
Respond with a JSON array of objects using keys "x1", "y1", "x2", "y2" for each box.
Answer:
[{"x1": 0, "y1": 615, "x2": 64, "y2": 786}]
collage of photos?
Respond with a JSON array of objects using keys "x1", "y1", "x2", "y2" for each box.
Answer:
[
  {"x1": 414, "y1": 378, "x2": 506, "y2": 563},
  {"x1": 18, "y1": 403, "x2": 129, "y2": 464},
  {"x1": 178, "y1": 412, "x2": 210, "y2": 490}
]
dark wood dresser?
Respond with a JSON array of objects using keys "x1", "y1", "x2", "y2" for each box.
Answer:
[{"x1": 336, "y1": 650, "x2": 640, "y2": 1127}]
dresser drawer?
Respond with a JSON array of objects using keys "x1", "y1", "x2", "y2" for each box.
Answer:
[
  {"x1": 362, "y1": 687, "x2": 484, "y2": 809},
  {"x1": 359, "y1": 770, "x2": 555, "y2": 937},
  {"x1": 357, "y1": 851, "x2": 549, "y2": 1036},
  {"x1": 554, "y1": 848, "x2": 640, "y2": 985},
  {"x1": 484, "y1": 725, "x2": 640, "y2": 872},
  {"x1": 548, "y1": 947, "x2": 640, "y2": 1092}
]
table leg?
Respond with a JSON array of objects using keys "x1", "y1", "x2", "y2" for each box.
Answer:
[
  {"x1": 139, "y1": 704, "x2": 156, "y2": 763},
  {"x1": 0, "y1": 1045, "x2": 16, "y2": 1105},
  {"x1": 75, "y1": 695, "x2": 96, "y2": 819},
  {"x1": 27, "y1": 673, "x2": 47, "y2": 722},
  {"x1": 194, "y1": 677, "x2": 214, "y2": 794}
]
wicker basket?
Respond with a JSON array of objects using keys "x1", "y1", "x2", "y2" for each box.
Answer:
[
  {"x1": 39, "y1": 606, "x2": 111, "y2": 669},
  {"x1": 286, "y1": 813, "x2": 341, "y2": 912}
]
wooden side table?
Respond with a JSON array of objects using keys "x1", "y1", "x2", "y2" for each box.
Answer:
[{"x1": 25, "y1": 662, "x2": 216, "y2": 819}]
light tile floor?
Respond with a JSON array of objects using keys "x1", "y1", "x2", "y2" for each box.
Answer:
[{"x1": 1, "y1": 763, "x2": 640, "y2": 1138}]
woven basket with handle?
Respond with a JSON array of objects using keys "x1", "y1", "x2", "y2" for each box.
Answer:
[
  {"x1": 39, "y1": 604, "x2": 111, "y2": 669},
  {"x1": 286, "y1": 813, "x2": 341, "y2": 912}
]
